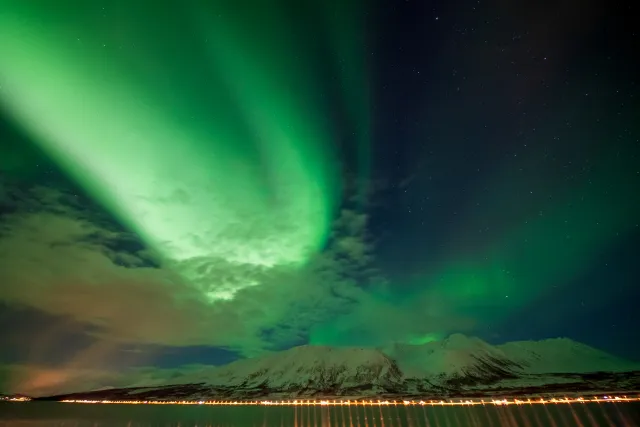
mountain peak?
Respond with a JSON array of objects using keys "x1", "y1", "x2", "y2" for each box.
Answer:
[
  {"x1": 25, "y1": 334, "x2": 640, "y2": 399},
  {"x1": 197, "y1": 345, "x2": 403, "y2": 392},
  {"x1": 439, "y1": 333, "x2": 492, "y2": 349}
]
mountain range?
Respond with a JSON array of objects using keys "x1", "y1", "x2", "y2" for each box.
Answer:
[{"x1": 36, "y1": 334, "x2": 640, "y2": 401}]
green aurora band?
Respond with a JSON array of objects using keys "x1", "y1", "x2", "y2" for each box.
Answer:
[
  {"x1": 310, "y1": 107, "x2": 640, "y2": 347},
  {"x1": 0, "y1": 0, "x2": 368, "y2": 301}
]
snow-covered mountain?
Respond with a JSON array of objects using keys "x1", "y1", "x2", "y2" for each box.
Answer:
[
  {"x1": 37, "y1": 334, "x2": 640, "y2": 401},
  {"x1": 169, "y1": 345, "x2": 402, "y2": 393},
  {"x1": 497, "y1": 337, "x2": 638, "y2": 374},
  {"x1": 384, "y1": 334, "x2": 523, "y2": 382},
  {"x1": 385, "y1": 334, "x2": 638, "y2": 381}
]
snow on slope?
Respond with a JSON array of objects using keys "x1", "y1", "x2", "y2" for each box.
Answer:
[
  {"x1": 174, "y1": 335, "x2": 638, "y2": 390},
  {"x1": 37, "y1": 335, "x2": 640, "y2": 399},
  {"x1": 498, "y1": 337, "x2": 640, "y2": 374},
  {"x1": 384, "y1": 334, "x2": 523, "y2": 384},
  {"x1": 177, "y1": 345, "x2": 403, "y2": 390}
]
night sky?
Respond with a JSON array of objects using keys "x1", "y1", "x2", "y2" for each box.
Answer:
[{"x1": 0, "y1": 0, "x2": 639, "y2": 396}]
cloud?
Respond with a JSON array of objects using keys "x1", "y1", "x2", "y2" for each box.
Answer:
[
  {"x1": 308, "y1": 282, "x2": 478, "y2": 348},
  {"x1": 0, "y1": 362, "x2": 197, "y2": 397},
  {"x1": 302, "y1": 208, "x2": 478, "y2": 348},
  {"x1": 0, "y1": 176, "x2": 479, "y2": 367},
  {"x1": 0, "y1": 177, "x2": 483, "y2": 395},
  {"x1": 0, "y1": 180, "x2": 376, "y2": 359}
]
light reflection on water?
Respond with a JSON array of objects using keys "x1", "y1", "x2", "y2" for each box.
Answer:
[{"x1": 0, "y1": 402, "x2": 638, "y2": 427}]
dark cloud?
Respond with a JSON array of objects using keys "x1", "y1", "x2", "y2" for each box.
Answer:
[{"x1": 0, "y1": 177, "x2": 384, "y2": 392}]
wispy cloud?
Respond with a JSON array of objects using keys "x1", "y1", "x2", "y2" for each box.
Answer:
[{"x1": 0, "y1": 180, "x2": 379, "y2": 356}]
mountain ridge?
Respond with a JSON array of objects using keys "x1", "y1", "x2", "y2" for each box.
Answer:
[{"x1": 27, "y1": 334, "x2": 640, "y2": 401}]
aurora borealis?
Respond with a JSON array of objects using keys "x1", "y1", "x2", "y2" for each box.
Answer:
[
  {"x1": 0, "y1": 0, "x2": 354, "y2": 301},
  {"x1": 0, "y1": 0, "x2": 639, "y2": 396}
]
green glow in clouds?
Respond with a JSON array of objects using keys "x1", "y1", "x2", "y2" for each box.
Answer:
[
  {"x1": 0, "y1": 1, "x2": 346, "y2": 301},
  {"x1": 407, "y1": 332, "x2": 445, "y2": 345}
]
